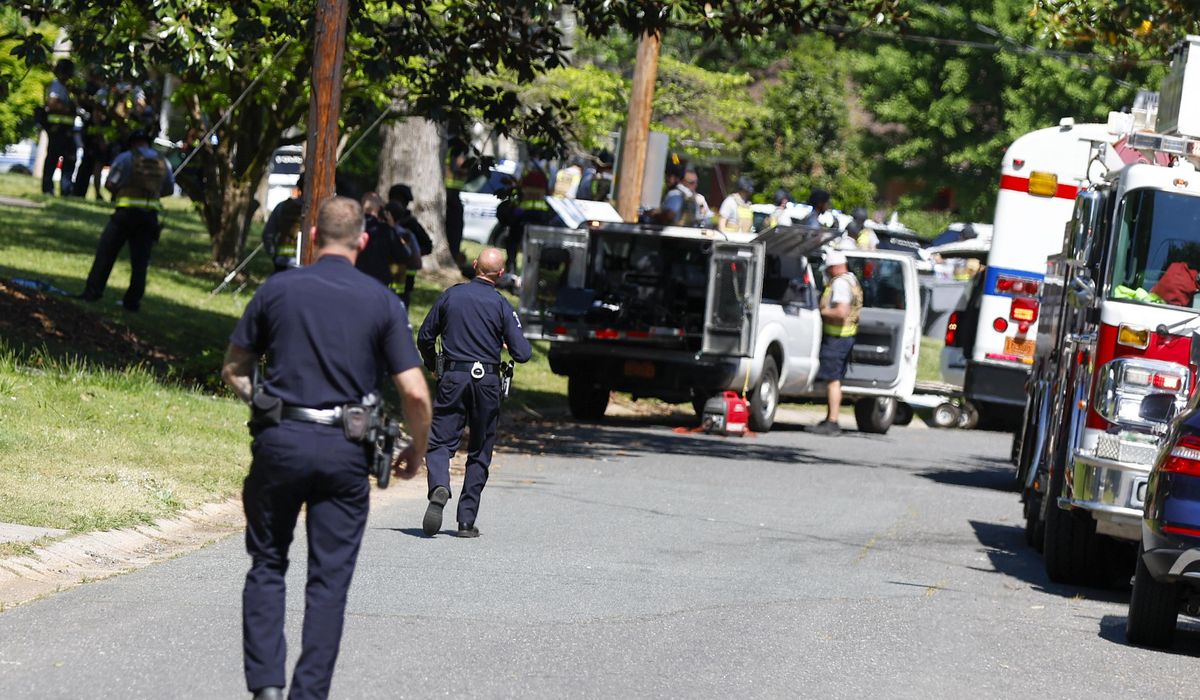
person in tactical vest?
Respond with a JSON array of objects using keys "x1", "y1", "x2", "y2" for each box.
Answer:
[
  {"x1": 810, "y1": 251, "x2": 863, "y2": 436},
  {"x1": 718, "y1": 176, "x2": 756, "y2": 233},
  {"x1": 40, "y1": 59, "x2": 78, "y2": 196},
  {"x1": 356, "y1": 192, "x2": 414, "y2": 300},
  {"x1": 262, "y1": 179, "x2": 305, "y2": 273},
  {"x1": 78, "y1": 130, "x2": 174, "y2": 312}
]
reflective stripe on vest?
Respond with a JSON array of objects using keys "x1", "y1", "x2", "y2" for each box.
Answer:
[
  {"x1": 115, "y1": 196, "x2": 163, "y2": 210},
  {"x1": 821, "y1": 273, "x2": 863, "y2": 337},
  {"x1": 47, "y1": 114, "x2": 75, "y2": 125},
  {"x1": 276, "y1": 245, "x2": 297, "y2": 258}
]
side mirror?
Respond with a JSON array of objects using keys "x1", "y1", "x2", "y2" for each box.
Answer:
[
  {"x1": 1068, "y1": 273, "x2": 1096, "y2": 308},
  {"x1": 1140, "y1": 393, "x2": 1178, "y2": 424},
  {"x1": 1066, "y1": 190, "x2": 1104, "y2": 265}
]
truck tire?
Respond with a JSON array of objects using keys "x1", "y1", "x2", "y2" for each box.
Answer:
[
  {"x1": 1126, "y1": 545, "x2": 1180, "y2": 648},
  {"x1": 854, "y1": 397, "x2": 896, "y2": 434},
  {"x1": 1022, "y1": 491, "x2": 1044, "y2": 550},
  {"x1": 930, "y1": 402, "x2": 960, "y2": 429},
  {"x1": 748, "y1": 356, "x2": 779, "y2": 433},
  {"x1": 1042, "y1": 445, "x2": 1104, "y2": 585},
  {"x1": 894, "y1": 402, "x2": 914, "y2": 427},
  {"x1": 957, "y1": 402, "x2": 979, "y2": 430},
  {"x1": 567, "y1": 375, "x2": 609, "y2": 421}
]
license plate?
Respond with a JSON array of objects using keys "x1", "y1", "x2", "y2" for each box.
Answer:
[
  {"x1": 623, "y1": 360, "x2": 656, "y2": 379},
  {"x1": 1004, "y1": 337, "x2": 1036, "y2": 357}
]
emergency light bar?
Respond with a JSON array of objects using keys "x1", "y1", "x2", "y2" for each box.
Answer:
[{"x1": 1127, "y1": 131, "x2": 1200, "y2": 157}]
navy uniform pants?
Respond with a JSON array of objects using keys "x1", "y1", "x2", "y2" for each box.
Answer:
[
  {"x1": 82, "y1": 207, "x2": 159, "y2": 310},
  {"x1": 242, "y1": 421, "x2": 371, "y2": 700},
  {"x1": 426, "y1": 370, "x2": 502, "y2": 527}
]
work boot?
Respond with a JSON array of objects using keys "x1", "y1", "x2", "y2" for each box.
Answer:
[
  {"x1": 809, "y1": 420, "x2": 841, "y2": 436},
  {"x1": 423, "y1": 486, "x2": 450, "y2": 536},
  {"x1": 454, "y1": 523, "x2": 480, "y2": 538},
  {"x1": 252, "y1": 688, "x2": 283, "y2": 700}
]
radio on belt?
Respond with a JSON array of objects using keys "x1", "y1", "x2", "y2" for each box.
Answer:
[{"x1": 702, "y1": 391, "x2": 749, "y2": 436}]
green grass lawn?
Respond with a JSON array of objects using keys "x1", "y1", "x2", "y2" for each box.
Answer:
[{"x1": 0, "y1": 174, "x2": 562, "y2": 534}]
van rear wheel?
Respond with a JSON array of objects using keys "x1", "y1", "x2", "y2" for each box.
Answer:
[
  {"x1": 567, "y1": 375, "x2": 609, "y2": 421},
  {"x1": 854, "y1": 397, "x2": 896, "y2": 434}
]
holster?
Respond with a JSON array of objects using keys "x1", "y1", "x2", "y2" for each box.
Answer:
[
  {"x1": 248, "y1": 393, "x2": 282, "y2": 435},
  {"x1": 342, "y1": 404, "x2": 375, "y2": 443}
]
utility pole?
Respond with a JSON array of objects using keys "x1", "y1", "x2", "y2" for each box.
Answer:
[
  {"x1": 301, "y1": 0, "x2": 350, "y2": 264},
  {"x1": 616, "y1": 31, "x2": 662, "y2": 222}
]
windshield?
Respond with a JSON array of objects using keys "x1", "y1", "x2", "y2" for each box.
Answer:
[{"x1": 1110, "y1": 189, "x2": 1200, "y2": 309}]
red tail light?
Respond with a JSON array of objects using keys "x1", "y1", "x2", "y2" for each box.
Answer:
[
  {"x1": 594, "y1": 328, "x2": 619, "y2": 340},
  {"x1": 1163, "y1": 435, "x2": 1200, "y2": 477},
  {"x1": 945, "y1": 311, "x2": 959, "y2": 346}
]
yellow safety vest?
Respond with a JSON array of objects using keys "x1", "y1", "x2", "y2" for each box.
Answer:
[
  {"x1": 722, "y1": 195, "x2": 753, "y2": 233},
  {"x1": 821, "y1": 273, "x2": 863, "y2": 337}
]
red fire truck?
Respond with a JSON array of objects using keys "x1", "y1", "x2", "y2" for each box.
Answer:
[{"x1": 1016, "y1": 37, "x2": 1200, "y2": 585}]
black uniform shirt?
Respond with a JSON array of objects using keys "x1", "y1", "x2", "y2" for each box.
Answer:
[
  {"x1": 355, "y1": 214, "x2": 407, "y2": 286},
  {"x1": 231, "y1": 255, "x2": 421, "y2": 408},
  {"x1": 418, "y1": 277, "x2": 533, "y2": 369}
]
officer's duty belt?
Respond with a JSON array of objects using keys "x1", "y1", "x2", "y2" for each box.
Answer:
[
  {"x1": 444, "y1": 361, "x2": 500, "y2": 375},
  {"x1": 282, "y1": 405, "x2": 343, "y2": 426}
]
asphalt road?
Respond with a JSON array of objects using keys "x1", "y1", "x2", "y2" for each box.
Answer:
[{"x1": 1, "y1": 413, "x2": 1197, "y2": 698}]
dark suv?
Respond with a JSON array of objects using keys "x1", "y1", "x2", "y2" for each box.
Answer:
[{"x1": 1126, "y1": 396, "x2": 1200, "y2": 647}]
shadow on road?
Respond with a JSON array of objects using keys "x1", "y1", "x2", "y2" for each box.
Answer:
[
  {"x1": 968, "y1": 520, "x2": 1129, "y2": 604},
  {"x1": 1098, "y1": 614, "x2": 1200, "y2": 657},
  {"x1": 500, "y1": 419, "x2": 850, "y2": 466},
  {"x1": 918, "y1": 462, "x2": 1017, "y2": 492}
]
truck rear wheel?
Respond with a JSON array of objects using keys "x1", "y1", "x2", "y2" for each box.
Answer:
[
  {"x1": 854, "y1": 397, "x2": 896, "y2": 434},
  {"x1": 1042, "y1": 442, "x2": 1104, "y2": 585},
  {"x1": 930, "y1": 402, "x2": 961, "y2": 429},
  {"x1": 1126, "y1": 544, "x2": 1180, "y2": 648},
  {"x1": 748, "y1": 356, "x2": 779, "y2": 433},
  {"x1": 567, "y1": 375, "x2": 609, "y2": 421}
]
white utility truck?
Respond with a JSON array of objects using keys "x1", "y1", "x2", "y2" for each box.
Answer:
[{"x1": 518, "y1": 223, "x2": 921, "y2": 433}]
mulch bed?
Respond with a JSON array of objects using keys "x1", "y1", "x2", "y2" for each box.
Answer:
[{"x1": 0, "y1": 278, "x2": 177, "y2": 371}]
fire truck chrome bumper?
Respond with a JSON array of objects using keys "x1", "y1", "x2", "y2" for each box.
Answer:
[{"x1": 1061, "y1": 451, "x2": 1149, "y2": 533}]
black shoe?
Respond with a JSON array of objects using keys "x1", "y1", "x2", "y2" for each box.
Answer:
[
  {"x1": 809, "y1": 420, "x2": 841, "y2": 436},
  {"x1": 75, "y1": 292, "x2": 100, "y2": 302},
  {"x1": 252, "y1": 688, "x2": 283, "y2": 700},
  {"x1": 117, "y1": 299, "x2": 139, "y2": 312},
  {"x1": 454, "y1": 524, "x2": 480, "y2": 538},
  {"x1": 423, "y1": 486, "x2": 450, "y2": 536}
]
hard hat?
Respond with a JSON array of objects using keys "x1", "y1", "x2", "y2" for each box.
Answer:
[
  {"x1": 736, "y1": 175, "x2": 756, "y2": 194},
  {"x1": 824, "y1": 251, "x2": 847, "y2": 268}
]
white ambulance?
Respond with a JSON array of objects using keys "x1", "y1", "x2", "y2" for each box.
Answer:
[{"x1": 950, "y1": 120, "x2": 1123, "y2": 424}]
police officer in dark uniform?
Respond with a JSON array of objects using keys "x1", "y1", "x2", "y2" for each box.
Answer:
[
  {"x1": 262, "y1": 179, "x2": 305, "y2": 274},
  {"x1": 418, "y1": 248, "x2": 532, "y2": 537},
  {"x1": 221, "y1": 196, "x2": 432, "y2": 700},
  {"x1": 40, "y1": 59, "x2": 78, "y2": 196},
  {"x1": 78, "y1": 129, "x2": 173, "y2": 311},
  {"x1": 355, "y1": 192, "x2": 411, "y2": 296}
]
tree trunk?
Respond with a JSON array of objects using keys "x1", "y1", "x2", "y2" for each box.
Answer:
[
  {"x1": 378, "y1": 117, "x2": 455, "y2": 268},
  {"x1": 211, "y1": 178, "x2": 259, "y2": 265}
]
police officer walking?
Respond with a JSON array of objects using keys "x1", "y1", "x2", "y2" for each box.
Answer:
[
  {"x1": 221, "y1": 196, "x2": 432, "y2": 700},
  {"x1": 418, "y1": 248, "x2": 532, "y2": 537},
  {"x1": 78, "y1": 130, "x2": 173, "y2": 311}
]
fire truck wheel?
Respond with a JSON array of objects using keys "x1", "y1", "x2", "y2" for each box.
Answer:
[
  {"x1": 957, "y1": 402, "x2": 979, "y2": 430},
  {"x1": 567, "y1": 375, "x2": 609, "y2": 422},
  {"x1": 1126, "y1": 544, "x2": 1180, "y2": 648},
  {"x1": 854, "y1": 397, "x2": 896, "y2": 434},
  {"x1": 894, "y1": 402, "x2": 914, "y2": 427},
  {"x1": 1043, "y1": 467, "x2": 1104, "y2": 584},
  {"x1": 930, "y1": 402, "x2": 961, "y2": 429},
  {"x1": 748, "y1": 356, "x2": 779, "y2": 433},
  {"x1": 1022, "y1": 491, "x2": 1044, "y2": 549}
]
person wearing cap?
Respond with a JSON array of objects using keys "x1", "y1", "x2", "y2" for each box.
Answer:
[
  {"x1": 765, "y1": 188, "x2": 793, "y2": 229},
  {"x1": 718, "y1": 175, "x2": 756, "y2": 233},
  {"x1": 846, "y1": 207, "x2": 879, "y2": 250},
  {"x1": 78, "y1": 129, "x2": 174, "y2": 311},
  {"x1": 800, "y1": 189, "x2": 833, "y2": 228},
  {"x1": 262, "y1": 177, "x2": 305, "y2": 274},
  {"x1": 811, "y1": 250, "x2": 863, "y2": 436}
]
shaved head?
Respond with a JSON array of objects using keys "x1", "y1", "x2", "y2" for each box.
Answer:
[{"x1": 474, "y1": 247, "x2": 506, "y2": 281}]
